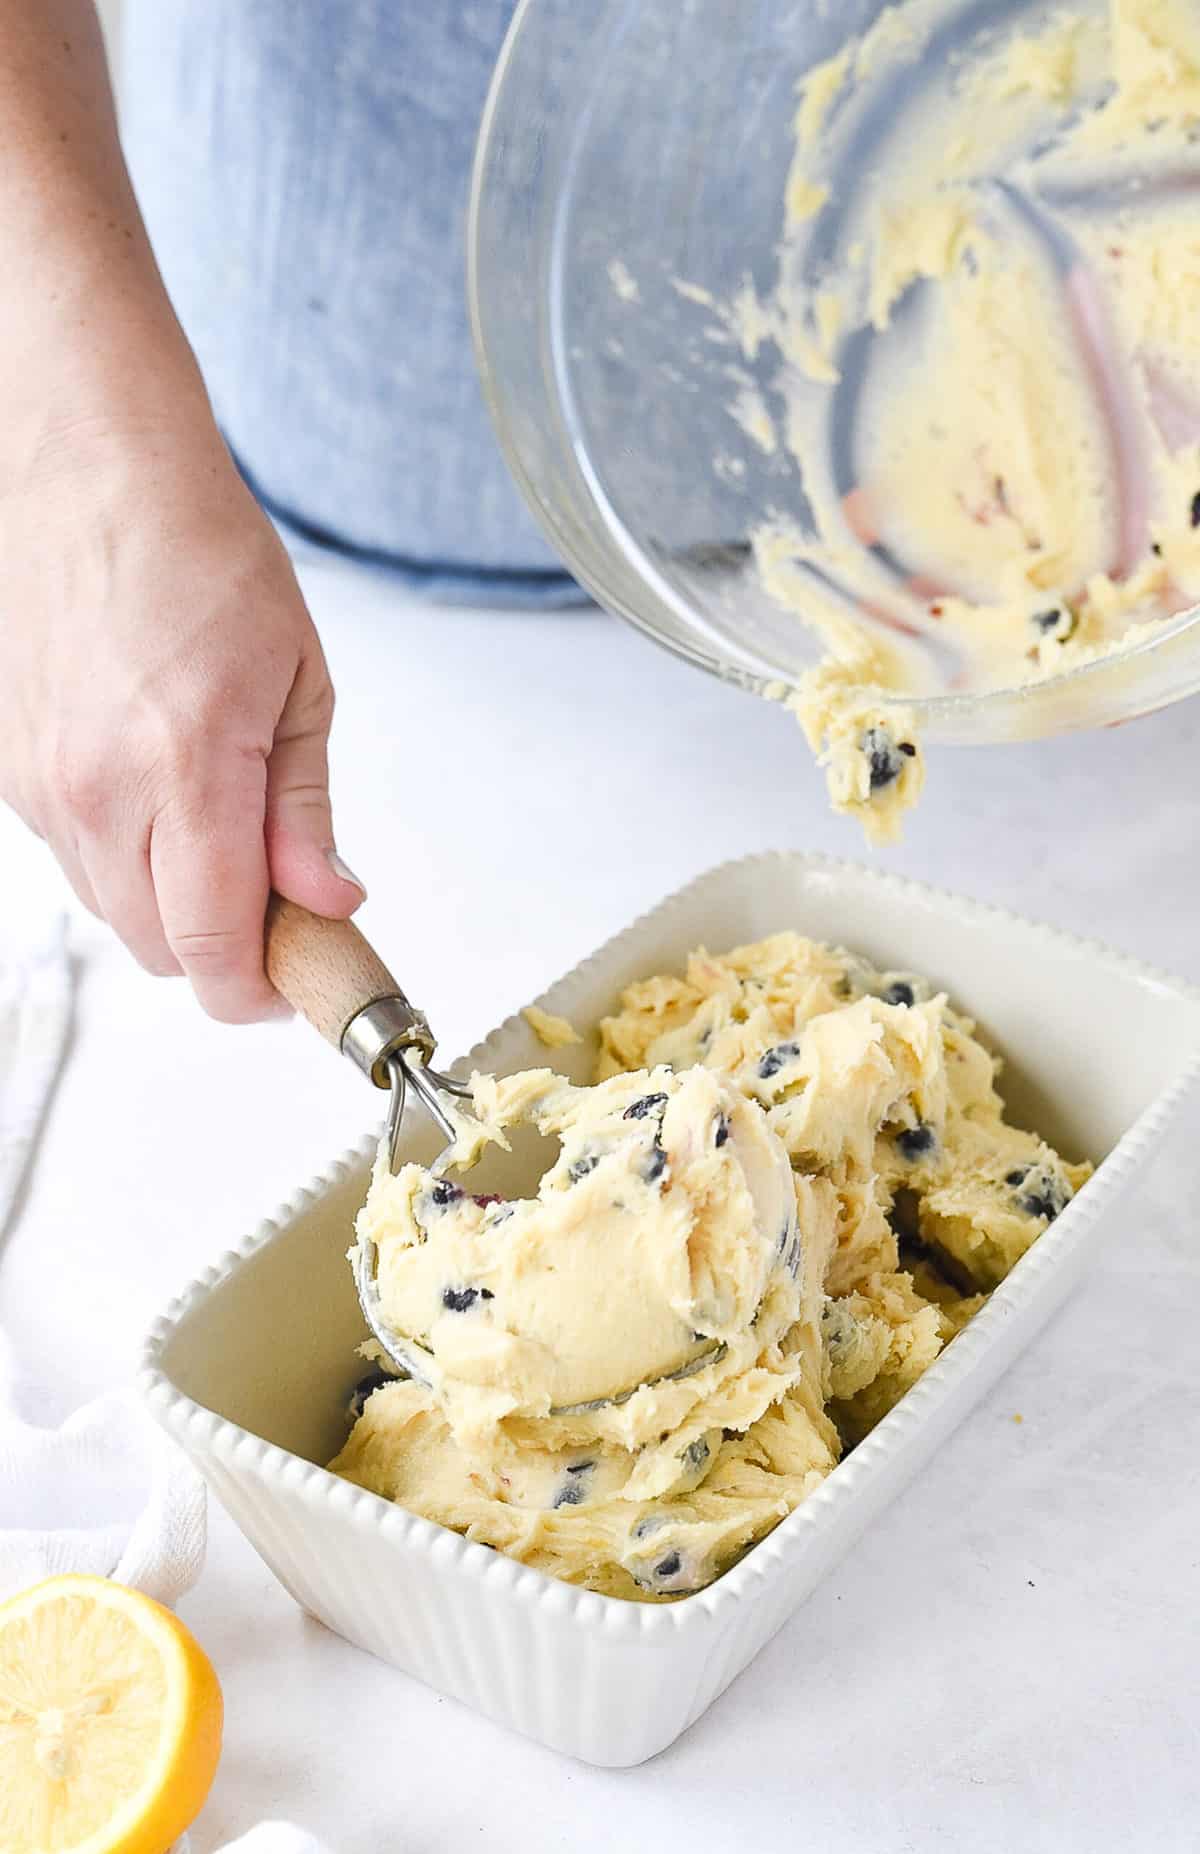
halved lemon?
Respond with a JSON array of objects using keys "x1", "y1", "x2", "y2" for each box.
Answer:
[{"x1": 0, "y1": 1573, "x2": 223, "y2": 1854}]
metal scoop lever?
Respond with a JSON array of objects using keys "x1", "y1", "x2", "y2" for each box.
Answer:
[{"x1": 381, "y1": 1049, "x2": 474, "y2": 1174}]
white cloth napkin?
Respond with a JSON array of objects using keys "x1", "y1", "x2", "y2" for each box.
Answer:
[
  {"x1": 0, "y1": 1379, "x2": 207, "y2": 1606},
  {"x1": 1, "y1": 920, "x2": 339, "y2": 1853},
  {"x1": 179, "y1": 1826, "x2": 336, "y2": 1854},
  {"x1": 0, "y1": 917, "x2": 207, "y2": 1603}
]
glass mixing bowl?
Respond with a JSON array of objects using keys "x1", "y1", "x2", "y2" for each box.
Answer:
[{"x1": 468, "y1": 0, "x2": 1200, "y2": 745}]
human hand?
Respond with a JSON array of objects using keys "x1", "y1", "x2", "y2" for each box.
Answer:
[{"x1": 0, "y1": 411, "x2": 365, "y2": 1022}]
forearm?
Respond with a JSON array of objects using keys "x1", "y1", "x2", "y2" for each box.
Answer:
[{"x1": 0, "y1": 0, "x2": 212, "y2": 489}]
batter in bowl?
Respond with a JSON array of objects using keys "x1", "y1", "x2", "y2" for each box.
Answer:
[
  {"x1": 331, "y1": 932, "x2": 1090, "y2": 1599},
  {"x1": 726, "y1": 0, "x2": 1200, "y2": 839}
]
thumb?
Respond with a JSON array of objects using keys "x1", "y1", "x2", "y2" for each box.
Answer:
[{"x1": 265, "y1": 661, "x2": 365, "y2": 919}]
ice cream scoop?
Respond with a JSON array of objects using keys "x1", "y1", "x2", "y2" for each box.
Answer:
[
  {"x1": 263, "y1": 899, "x2": 800, "y2": 1416},
  {"x1": 355, "y1": 1063, "x2": 802, "y2": 1419}
]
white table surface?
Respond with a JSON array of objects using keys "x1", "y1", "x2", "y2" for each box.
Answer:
[{"x1": 3, "y1": 554, "x2": 1198, "y2": 1852}]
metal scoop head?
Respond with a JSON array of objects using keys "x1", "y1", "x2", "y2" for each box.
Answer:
[{"x1": 264, "y1": 896, "x2": 796, "y2": 1416}]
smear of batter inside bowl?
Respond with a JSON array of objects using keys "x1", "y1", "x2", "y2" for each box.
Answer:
[{"x1": 720, "y1": 0, "x2": 1200, "y2": 841}]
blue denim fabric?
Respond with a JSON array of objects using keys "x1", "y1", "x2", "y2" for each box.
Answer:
[{"x1": 118, "y1": 1, "x2": 585, "y2": 606}]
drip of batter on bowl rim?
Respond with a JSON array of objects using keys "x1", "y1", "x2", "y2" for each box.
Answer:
[
  {"x1": 331, "y1": 931, "x2": 1090, "y2": 1601},
  {"x1": 703, "y1": 0, "x2": 1200, "y2": 841}
]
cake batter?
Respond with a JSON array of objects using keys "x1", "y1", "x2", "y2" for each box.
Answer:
[
  {"x1": 735, "y1": 0, "x2": 1200, "y2": 838},
  {"x1": 332, "y1": 932, "x2": 1089, "y2": 1599}
]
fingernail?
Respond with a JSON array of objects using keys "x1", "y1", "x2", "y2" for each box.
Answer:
[{"x1": 327, "y1": 848, "x2": 366, "y2": 896}]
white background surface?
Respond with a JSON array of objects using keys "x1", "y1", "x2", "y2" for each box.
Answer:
[{"x1": 4, "y1": 555, "x2": 1199, "y2": 1850}]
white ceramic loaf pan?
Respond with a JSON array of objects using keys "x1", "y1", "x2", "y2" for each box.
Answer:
[{"x1": 139, "y1": 853, "x2": 1200, "y2": 1766}]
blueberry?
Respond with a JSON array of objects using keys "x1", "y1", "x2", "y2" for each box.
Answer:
[
  {"x1": 1015, "y1": 1166, "x2": 1071, "y2": 1222},
  {"x1": 714, "y1": 1114, "x2": 730, "y2": 1147},
  {"x1": 861, "y1": 726, "x2": 911, "y2": 792},
  {"x1": 641, "y1": 1145, "x2": 668, "y2": 1184},
  {"x1": 430, "y1": 1180, "x2": 462, "y2": 1208},
  {"x1": 442, "y1": 1286, "x2": 480, "y2": 1312},
  {"x1": 682, "y1": 1437, "x2": 710, "y2": 1471},
  {"x1": 1005, "y1": 1160, "x2": 1071, "y2": 1220},
  {"x1": 568, "y1": 1153, "x2": 599, "y2": 1181},
  {"x1": 624, "y1": 1092, "x2": 668, "y2": 1120},
  {"x1": 896, "y1": 1124, "x2": 937, "y2": 1161},
  {"x1": 626, "y1": 1533, "x2": 698, "y2": 1593},
  {"x1": 1191, "y1": 489, "x2": 1200, "y2": 528},
  {"x1": 758, "y1": 1042, "x2": 800, "y2": 1080},
  {"x1": 347, "y1": 1368, "x2": 396, "y2": 1420},
  {"x1": 882, "y1": 981, "x2": 915, "y2": 1007},
  {"x1": 552, "y1": 1460, "x2": 594, "y2": 1507},
  {"x1": 821, "y1": 1303, "x2": 853, "y2": 1355},
  {"x1": 1031, "y1": 606, "x2": 1076, "y2": 643}
]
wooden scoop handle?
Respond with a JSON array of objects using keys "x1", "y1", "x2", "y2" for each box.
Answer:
[{"x1": 264, "y1": 894, "x2": 401, "y2": 1049}]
